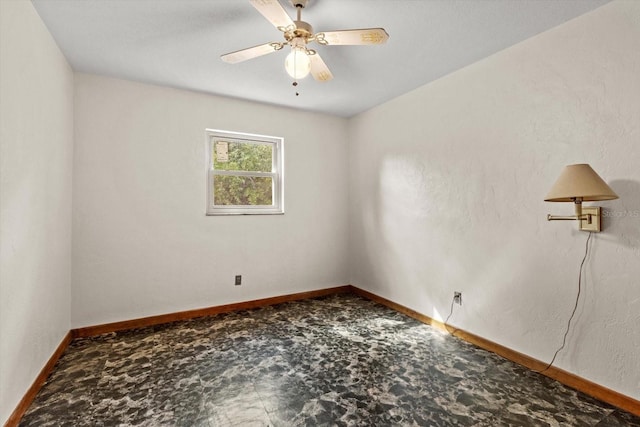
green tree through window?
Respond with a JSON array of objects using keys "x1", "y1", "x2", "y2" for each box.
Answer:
[{"x1": 207, "y1": 129, "x2": 283, "y2": 215}]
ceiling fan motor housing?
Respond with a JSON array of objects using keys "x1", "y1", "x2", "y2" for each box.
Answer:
[{"x1": 285, "y1": 20, "x2": 313, "y2": 42}]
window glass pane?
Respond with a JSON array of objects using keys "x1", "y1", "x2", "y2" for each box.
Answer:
[
  {"x1": 213, "y1": 176, "x2": 273, "y2": 206},
  {"x1": 213, "y1": 140, "x2": 273, "y2": 173},
  {"x1": 206, "y1": 129, "x2": 283, "y2": 215}
]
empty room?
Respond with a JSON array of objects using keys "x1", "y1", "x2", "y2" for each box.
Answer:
[{"x1": 1, "y1": 0, "x2": 639, "y2": 425}]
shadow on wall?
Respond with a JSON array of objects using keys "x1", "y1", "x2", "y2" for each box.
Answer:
[
  {"x1": 600, "y1": 180, "x2": 640, "y2": 248},
  {"x1": 355, "y1": 154, "x2": 446, "y2": 306}
]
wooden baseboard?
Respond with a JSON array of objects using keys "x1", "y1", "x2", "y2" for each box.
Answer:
[
  {"x1": 72, "y1": 285, "x2": 352, "y2": 338},
  {"x1": 4, "y1": 331, "x2": 72, "y2": 427},
  {"x1": 6, "y1": 286, "x2": 351, "y2": 426},
  {"x1": 7, "y1": 284, "x2": 638, "y2": 426},
  {"x1": 349, "y1": 285, "x2": 640, "y2": 417}
]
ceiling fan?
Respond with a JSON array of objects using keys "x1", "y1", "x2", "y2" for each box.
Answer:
[{"x1": 220, "y1": 0, "x2": 389, "y2": 84}]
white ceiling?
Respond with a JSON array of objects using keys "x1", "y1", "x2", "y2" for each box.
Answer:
[{"x1": 31, "y1": 0, "x2": 609, "y2": 117}]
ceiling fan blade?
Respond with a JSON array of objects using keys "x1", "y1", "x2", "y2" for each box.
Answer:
[
  {"x1": 309, "y1": 53, "x2": 333, "y2": 82},
  {"x1": 221, "y1": 42, "x2": 281, "y2": 64},
  {"x1": 317, "y1": 28, "x2": 389, "y2": 46},
  {"x1": 250, "y1": 0, "x2": 295, "y2": 31}
]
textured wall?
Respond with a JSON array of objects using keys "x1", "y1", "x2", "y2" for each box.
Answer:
[
  {"x1": 348, "y1": 1, "x2": 640, "y2": 399},
  {"x1": 72, "y1": 74, "x2": 350, "y2": 327},
  {"x1": 0, "y1": 1, "x2": 74, "y2": 424}
]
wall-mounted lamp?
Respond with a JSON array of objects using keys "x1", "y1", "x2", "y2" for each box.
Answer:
[{"x1": 545, "y1": 164, "x2": 618, "y2": 232}]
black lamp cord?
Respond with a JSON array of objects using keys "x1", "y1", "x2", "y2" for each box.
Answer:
[
  {"x1": 442, "y1": 232, "x2": 593, "y2": 373},
  {"x1": 443, "y1": 296, "x2": 457, "y2": 335},
  {"x1": 538, "y1": 231, "x2": 593, "y2": 374}
]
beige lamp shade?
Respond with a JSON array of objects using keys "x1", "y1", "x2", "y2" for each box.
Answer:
[{"x1": 545, "y1": 164, "x2": 618, "y2": 202}]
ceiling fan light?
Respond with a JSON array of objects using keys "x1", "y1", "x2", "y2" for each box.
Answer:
[{"x1": 285, "y1": 47, "x2": 311, "y2": 79}]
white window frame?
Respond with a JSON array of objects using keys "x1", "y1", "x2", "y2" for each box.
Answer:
[{"x1": 206, "y1": 129, "x2": 284, "y2": 215}]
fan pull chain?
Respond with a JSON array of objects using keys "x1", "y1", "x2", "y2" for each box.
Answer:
[{"x1": 294, "y1": 0, "x2": 304, "y2": 96}]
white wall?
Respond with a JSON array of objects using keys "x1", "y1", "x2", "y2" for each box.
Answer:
[
  {"x1": 0, "y1": 1, "x2": 74, "y2": 424},
  {"x1": 72, "y1": 74, "x2": 349, "y2": 327},
  {"x1": 2, "y1": 1, "x2": 637, "y2": 421},
  {"x1": 348, "y1": 0, "x2": 640, "y2": 400}
]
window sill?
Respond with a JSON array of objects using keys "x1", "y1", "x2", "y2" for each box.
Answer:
[{"x1": 206, "y1": 211, "x2": 285, "y2": 216}]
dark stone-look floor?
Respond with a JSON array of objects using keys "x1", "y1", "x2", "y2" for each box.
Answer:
[{"x1": 20, "y1": 294, "x2": 640, "y2": 426}]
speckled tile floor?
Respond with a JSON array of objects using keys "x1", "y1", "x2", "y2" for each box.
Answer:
[{"x1": 20, "y1": 294, "x2": 640, "y2": 426}]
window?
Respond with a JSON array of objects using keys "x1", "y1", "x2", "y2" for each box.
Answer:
[{"x1": 206, "y1": 129, "x2": 284, "y2": 215}]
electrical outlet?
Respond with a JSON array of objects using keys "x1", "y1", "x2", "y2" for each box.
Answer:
[
  {"x1": 235, "y1": 275, "x2": 242, "y2": 286},
  {"x1": 453, "y1": 292, "x2": 462, "y2": 305}
]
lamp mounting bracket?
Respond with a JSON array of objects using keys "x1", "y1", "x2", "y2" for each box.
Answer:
[
  {"x1": 547, "y1": 206, "x2": 602, "y2": 232},
  {"x1": 579, "y1": 206, "x2": 602, "y2": 232}
]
